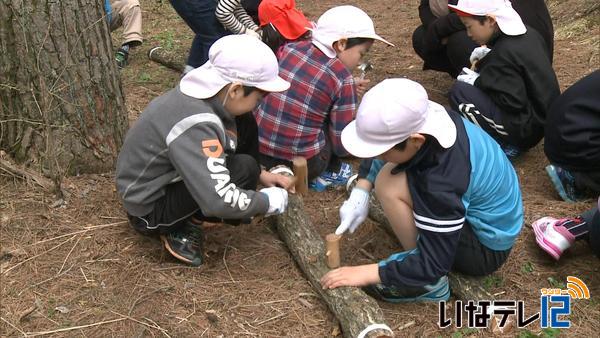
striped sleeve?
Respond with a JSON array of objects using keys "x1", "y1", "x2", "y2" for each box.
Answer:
[
  {"x1": 216, "y1": 0, "x2": 258, "y2": 34},
  {"x1": 413, "y1": 212, "x2": 464, "y2": 233},
  {"x1": 378, "y1": 180, "x2": 468, "y2": 287},
  {"x1": 233, "y1": 5, "x2": 258, "y2": 30},
  {"x1": 378, "y1": 225, "x2": 462, "y2": 287}
]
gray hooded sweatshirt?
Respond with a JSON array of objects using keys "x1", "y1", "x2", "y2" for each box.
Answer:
[{"x1": 115, "y1": 86, "x2": 269, "y2": 218}]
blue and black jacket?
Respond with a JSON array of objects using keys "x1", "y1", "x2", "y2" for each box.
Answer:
[{"x1": 363, "y1": 110, "x2": 523, "y2": 287}]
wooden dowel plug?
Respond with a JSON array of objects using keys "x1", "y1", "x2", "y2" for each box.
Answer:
[
  {"x1": 292, "y1": 157, "x2": 308, "y2": 195},
  {"x1": 325, "y1": 233, "x2": 341, "y2": 269}
]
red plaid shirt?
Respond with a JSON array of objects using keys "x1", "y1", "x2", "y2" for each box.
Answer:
[{"x1": 254, "y1": 40, "x2": 357, "y2": 160}]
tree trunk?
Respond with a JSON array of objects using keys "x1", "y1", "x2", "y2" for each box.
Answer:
[
  {"x1": 367, "y1": 196, "x2": 495, "y2": 301},
  {"x1": 275, "y1": 195, "x2": 393, "y2": 338},
  {"x1": 0, "y1": 0, "x2": 127, "y2": 177}
]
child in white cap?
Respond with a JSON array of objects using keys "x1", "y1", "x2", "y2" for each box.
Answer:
[
  {"x1": 411, "y1": 0, "x2": 554, "y2": 77},
  {"x1": 254, "y1": 5, "x2": 393, "y2": 191},
  {"x1": 321, "y1": 78, "x2": 523, "y2": 302},
  {"x1": 447, "y1": 0, "x2": 559, "y2": 159},
  {"x1": 116, "y1": 35, "x2": 292, "y2": 266}
]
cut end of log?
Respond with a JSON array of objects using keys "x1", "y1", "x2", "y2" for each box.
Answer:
[
  {"x1": 325, "y1": 233, "x2": 341, "y2": 242},
  {"x1": 147, "y1": 46, "x2": 163, "y2": 59},
  {"x1": 357, "y1": 323, "x2": 395, "y2": 338}
]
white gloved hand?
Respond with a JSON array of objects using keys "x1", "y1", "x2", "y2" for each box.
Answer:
[
  {"x1": 469, "y1": 45, "x2": 491, "y2": 64},
  {"x1": 457, "y1": 67, "x2": 480, "y2": 85},
  {"x1": 260, "y1": 187, "x2": 288, "y2": 216},
  {"x1": 244, "y1": 28, "x2": 261, "y2": 39},
  {"x1": 335, "y1": 187, "x2": 370, "y2": 235}
]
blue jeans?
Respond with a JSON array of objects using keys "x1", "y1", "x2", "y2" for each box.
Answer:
[{"x1": 169, "y1": 0, "x2": 228, "y2": 67}]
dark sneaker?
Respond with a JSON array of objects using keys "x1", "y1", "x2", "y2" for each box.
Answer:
[
  {"x1": 545, "y1": 164, "x2": 577, "y2": 202},
  {"x1": 115, "y1": 47, "x2": 129, "y2": 69},
  {"x1": 160, "y1": 222, "x2": 204, "y2": 266},
  {"x1": 363, "y1": 276, "x2": 450, "y2": 303}
]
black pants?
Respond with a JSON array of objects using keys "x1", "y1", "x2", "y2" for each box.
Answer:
[
  {"x1": 572, "y1": 171, "x2": 600, "y2": 196},
  {"x1": 235, "y1": 113, "x2": 260, "y2": 159},
  {"x1": 128, "y1": 154, "x2": 261, "y2": 235},
  {"x1": 236, "y1": 112, "x2": 343, "y2": 180},
  {"x1": 582, "y1": 204, "x2": 600, "y2": 258},
  {"x1": 448, "y1": 81, "x2": 524, "y2": 149},
  {"x1": 259, "y1": 136, "x2": 342, "y2": 181},
  {"x1": 412, "y1": 26, "x2": 477, "y2": 78},
  {"x1": 452, "y1": 221, "x2": 512, "y2": 276}
]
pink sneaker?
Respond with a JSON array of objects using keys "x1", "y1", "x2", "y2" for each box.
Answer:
[{"x1": 531, "y1": 217, "x2": 576, "y2": 260}]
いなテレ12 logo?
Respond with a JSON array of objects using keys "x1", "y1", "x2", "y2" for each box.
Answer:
[{"x1": 540, "y1": 276, "x2": 590, "y2": 328}]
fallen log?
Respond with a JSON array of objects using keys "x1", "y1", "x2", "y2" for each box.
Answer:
[
  {"x1": 147, "y1": 46, "x2": 185, "y2": 73},
  {"x1": 367, "y1": 195, "x2": 495, "y2": 301},
  {"x1": 275, "y1": 195, "x2": 393, "y2": 338}
]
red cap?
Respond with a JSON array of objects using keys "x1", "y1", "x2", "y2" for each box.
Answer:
[
  {"x1": 258, "y1": 0, "x2": 312, "y2": 40},
  {"x1": 452, "y1": 8, "x2": 474, "y2": 17}
]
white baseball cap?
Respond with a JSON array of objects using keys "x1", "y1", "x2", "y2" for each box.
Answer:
[
  {"x1": 180, "y1": 35, "x2": 290, "y2": 99},
  {"x1": 341, "y1": 79, "x2": 457, "y2": 158},
  {"x1": 311, "y1": 5, "x2": 394, "y2": 58},
  {"x1": 448, "y1": 0, "x2": 526, "y2": 36}
]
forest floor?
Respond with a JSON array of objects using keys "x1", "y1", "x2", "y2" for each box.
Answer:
[{"x1": 1, "y1": 0, "x2": 599, "y2": 337}]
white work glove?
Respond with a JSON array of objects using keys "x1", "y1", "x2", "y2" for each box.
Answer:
[
  {"x1": 244, "y1": 28, "x2": 261, "y2": 39},
  {"x1": 469, "y1": 45, "x2": 491, "y2": 64},
  {"x1": 335, "y1": 187, "x2": 370, "y2": 235},
  {"x1": 260, "y1": 187, "x2": 288, "y2": 216},
  {"x1": 457, "y1": 67, "x2": 480, "y2": 85}
]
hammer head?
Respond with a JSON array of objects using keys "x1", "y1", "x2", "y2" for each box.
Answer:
[{"x1": 357, "y1": 61, "x2": 373, "y2": 79}]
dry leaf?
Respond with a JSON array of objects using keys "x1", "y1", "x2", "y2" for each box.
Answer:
[{"x1": 54, "y1": 306, "x2": 70, "y2": 314}]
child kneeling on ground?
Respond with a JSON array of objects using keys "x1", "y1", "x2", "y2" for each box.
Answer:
[
  {"x1": 254, "y1": 5, "x2": 393, "y2": 191},
  {"x1": 447, "y1": 0, "x2": 559, "y2": 159},
  {"x1": 543, "y1": 70, "x2": 600, "y2": 202},
  {"x1": 116, "y1": 35, "x2": 292, "y2": 266},
  {"x1": 320, "y1": 79, "x2": 523, "y2": 302}
]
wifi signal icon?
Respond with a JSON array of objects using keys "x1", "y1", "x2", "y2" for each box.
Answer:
[{"x1": 565, "y1": 276, "x2": 590, "y2": 299}]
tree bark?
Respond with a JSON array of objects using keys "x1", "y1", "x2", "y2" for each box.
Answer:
[
  {"x1": 0, "y1": 0, "x2": 127, "y2": 176},
  {"x1": 275, "y1": 195, "x2": 393, "y2": 338},
  {"x1": 367, "y1": 196, "x2": 495, "y2": 301}
]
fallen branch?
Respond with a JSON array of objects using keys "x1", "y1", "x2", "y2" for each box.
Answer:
[
  {"x1": 25, "y1": 317, "x2": 127, "y2": 336},
  {"x1": 275, "y1": 195, "x2": 393, "y2": 338},
  {"x1": 367, "y1": 196, "x2": 495, "y2": 301},
  {"x1": 0, "y1": 155, "x2": 53, "y2": 190}
]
